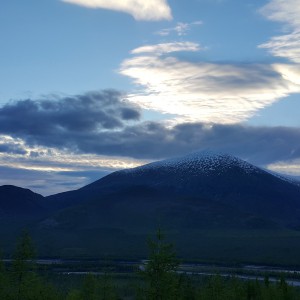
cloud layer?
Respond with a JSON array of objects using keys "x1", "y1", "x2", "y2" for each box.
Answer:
[
  {"x1": 120, "y1": 43, "x2": 300, "y2": 123},
  {"x1": 0, "y1": 91, "x2": 300, "y2": 168},
  {"x1": 61, "y1": 0, "x2": 172, "y2": 21},
  {"x1": 0, "y1": 90, "x2": 140, "y2": 150}
]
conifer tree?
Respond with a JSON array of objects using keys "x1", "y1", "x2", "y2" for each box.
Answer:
[
  {"x1": 141, "y1": 228, "x2": 180, "y2": 300},
  {"x1": 11, "y1": 230, "x2": 36, "y2": 300}
]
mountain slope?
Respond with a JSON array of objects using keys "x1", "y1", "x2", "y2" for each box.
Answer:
[{"x1": 0, "y1": 185, "x2": 46, "y2": 218}]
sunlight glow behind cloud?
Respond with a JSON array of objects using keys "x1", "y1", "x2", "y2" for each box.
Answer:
[
  {"x1": 0, "y1": 135, "x2": 146, "y2": 173},
  {"x1": 267, "y1": 160, "x2": 300, "y2": 176},
  {"x1": 61, "y1": 0, "x2": 172, "y2": 21},
  {"x1": 121, "y1": 43, "x2": 300, "y2": 124}
]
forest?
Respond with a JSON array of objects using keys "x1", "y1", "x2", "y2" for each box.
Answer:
[{"x1": 0, "y1": 230, "x2": 300, "y2": 300}]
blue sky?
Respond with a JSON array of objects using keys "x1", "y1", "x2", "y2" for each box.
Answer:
[{"x1": 1, "y1": 0, "x2": 300, "y2": 195}]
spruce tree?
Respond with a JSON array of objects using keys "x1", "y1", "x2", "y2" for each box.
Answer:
[
  {"x1": 11, "y1": 230, "x2": 36, "y2": 300},
  {"x1": 141, "y1": 228, "x2": 180, "y2": 300}
]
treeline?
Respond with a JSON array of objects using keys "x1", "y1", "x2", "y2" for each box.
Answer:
[{"x1": 0, "y1": 230, "x2": 300, "y2": 299}]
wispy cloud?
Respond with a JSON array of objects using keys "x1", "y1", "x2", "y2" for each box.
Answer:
[
  {"x1": 259, "y1": 0, "x2": 300, "y2": 28},
  {"x1": 61, "y1": 0, "x2": 172, "y2": 21},
  {"x1": 121, "y1": 43, "x2": 300, "y2": 123},
  {"x1": 259, "y1": 0, "x2": 300, "y2": 63},
  {"x1": 260, "y1": 31, "x2": 300, "y2": 63},
  {"x1": 156, "y1": 21, "x2": 202, "y2": 36},
  {"x1": 0, "y1": 142, "x2": 145, "y2": 172},
  {"x1": 0, "y1": 135, "x2": 147, "y2": 195},
  {"x1": 131, "y1": 42, "x2": 201, "y2": 55},
  {"x1": 267, "y1": 160, "x2": 300, "y2": 176}
]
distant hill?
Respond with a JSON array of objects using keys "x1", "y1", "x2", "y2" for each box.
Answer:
[{"x1": 0, "y1": 185, "x2": 46, "y2": 218}]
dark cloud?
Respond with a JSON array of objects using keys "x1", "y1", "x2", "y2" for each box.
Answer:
[
  {"x1": 0, "y1": 90, "x2": 140, "y2": 138},
  {"x1": 74, "y1": 122, "x2": 300, "y2": 165},
  {"x1": 0, "y1": 90, "x2": 300, "y2": 166}
]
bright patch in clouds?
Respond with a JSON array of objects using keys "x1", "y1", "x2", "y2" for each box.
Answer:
[
  {"x1": 267, "y1": 160, "x2": 300, "y2": 176},
  {"x1": 131, "y1": 42, "x2": 201, "y2": 55},
  {"x1": 61, "y1": 0, "x2": 172, "y2": 21},
  {"x1": 121, "y1": 42, "x2": 300, "y2": 124},
  {"x1": 0, "y1": 135, "x2": 146, "y2": 173}
]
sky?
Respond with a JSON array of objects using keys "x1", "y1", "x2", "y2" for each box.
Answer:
[{"x1": 1, "y1": 0, "x2": 300, "y2": 195}]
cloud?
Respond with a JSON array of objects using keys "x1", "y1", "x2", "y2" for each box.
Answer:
[
  {"x1": 3, "y1": 121, "x2": 300, "y2": 195},
  {"x1": 259, "y1": 31, "x2": 300, "y2": 64},
  {"x1": 131, "y1": 42, "x2": 201, "y2": 55},
  {"x1": 61, "y1": 0, "x2": 172, "y2": 21},
  {"x1": 1, "y1": 99, "x2": 300, "y2": 193},
  {"x1": 156, "y1": 21, "x2": 203, "y2": 36},
  {"x1": 0, "y1": 138, "x2": 147, "y2": 195},
  {"x1": 0, "y1": 90, "x2": 140, "y2": 150},
  {"x1": 267, "y1": 159, "x2": 300, "y2": 176},
  {"x1": 1, "y1": 96, "x2": 300, "y2": 166},
  {"x1": 0, "y1": 136, "x2": 27, "y2": 155},
  {"x1": 260, "y1": 0, "x2": 300, "y2": 29},
  {"x1": 259, "y1": 31, "x2": 300, "y2": 63},
  {"x1": 1, "y1": 90, "x2": 300, "y2": 178},
  {"x1": 121, "y1": 43, "x2": 300, "y2": 123},
  {"x1": 0, "y1": 143, "x2": 145, "y2": 173},
  {"x1": 259, "y1": 0, "x2": 300, "y2": 63}
]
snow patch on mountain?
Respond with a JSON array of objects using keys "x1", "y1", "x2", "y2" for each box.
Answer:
[{"x1": 121, "y1": 151, "x2": 260, "y2": 177}]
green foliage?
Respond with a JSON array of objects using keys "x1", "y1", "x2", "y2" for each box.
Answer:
[
  {"x1": 11, "y1": 230, "x2": 37, "y2": 300},
  {"x1": 66, "y1": 273, "x2": 118, "y2": 300},
  {"x1": 139, "y1": 228, "x2": 182, "y2": 300},
  {"x1": 98, "y1": 273, "x2": 118, "y2": 300},
  {"x1": 0, "y1": 251, "x2": 10, "y2": 300},
  {"x1": 196, "y1": 275, "x2": 299, "y2": 300},
  {"x1": 0, "y1": 230, "x2": 62, "y2": 300},
  {"x1": 66, "y1": 289, "x2": 82, "y2": 300}
]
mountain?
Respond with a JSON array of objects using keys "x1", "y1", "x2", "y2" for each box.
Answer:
[
  {"x1": 46, "y1": 151, "x2": 300, "y2": 227},
  {"x1": 0, "y1": 185, "x2": 46, "y2": 218},
  {"x1": 3, "y1": 152, "x2": 300, "y2": 264}
]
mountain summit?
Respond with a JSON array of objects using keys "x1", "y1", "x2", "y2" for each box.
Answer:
[{"x1": 84, "y1": 151, "x2": 261, "y2": 191}]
